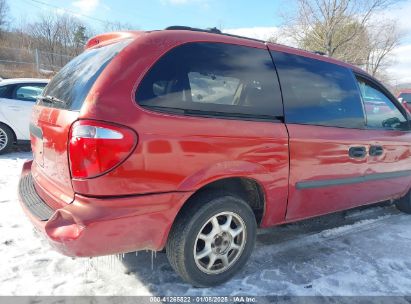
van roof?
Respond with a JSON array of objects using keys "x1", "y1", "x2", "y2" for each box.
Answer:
[{"x1": 86, "y1": 27, "x2": 365, "y2": 74}]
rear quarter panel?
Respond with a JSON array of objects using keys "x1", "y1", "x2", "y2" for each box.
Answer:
[
  {"x1": 74, "y1": 31, "x2": 290, "y2": 226},
  {"x1": 31, "y1": 106, "x2": 79, "y2": 207}
]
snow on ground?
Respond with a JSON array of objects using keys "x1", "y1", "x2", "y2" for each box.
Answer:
[{"x1": 1, "y1": 150, "x2": 411, "y2": 296}]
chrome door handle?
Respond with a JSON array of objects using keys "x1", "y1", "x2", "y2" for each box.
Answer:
[
  {"x1": 349, "y1": 146, "x2": 366, "y2": 158},
  {"x1": 369, "y1": 145, "x2": 383, "y2": 156}
]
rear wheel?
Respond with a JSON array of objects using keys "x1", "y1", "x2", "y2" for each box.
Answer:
[
  {"x1": 166, "y1": 191, "x2": 256, "y2": 287},
  {"x1": 0, "y1": 124, "x2": 13, "y2": 155},
  {"x1": 395, "y1": 191, "x2": 411, "y2": 214}
]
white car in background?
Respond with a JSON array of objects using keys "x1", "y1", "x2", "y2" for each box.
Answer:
[{"x1": 0, "y1": 78, "x2": 49, "y2": 154}]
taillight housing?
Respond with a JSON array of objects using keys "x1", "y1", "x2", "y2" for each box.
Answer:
[{"x1": 69, "y1": 120, "x2": 137, "y2": 179}]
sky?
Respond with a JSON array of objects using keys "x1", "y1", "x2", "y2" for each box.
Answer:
[
  {"x1": 9, "y1": 0, "x2": 292, "y2": 30},
  {"x1": 6, "y1": 0, "x2": 411, "y2": 85}
]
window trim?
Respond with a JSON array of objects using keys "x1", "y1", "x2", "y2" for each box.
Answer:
[
  {"x1": 140, "y1": 105, "x2": 285, "y2": 122},
  {"x1": 268, "y1": 49, "x2": 287, "y2": 126},
  {"x1": 354, "y1": 72, "x2": 411, "y2": 131},
  {"x1": 135, "y1": 41, "x2": 285, "y2": 123}
]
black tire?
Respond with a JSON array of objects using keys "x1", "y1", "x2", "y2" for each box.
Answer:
[
  {"x1": 166, "y1": 191, "x2": 257, "y2": 287},
  {"x1": 395, "y1": 191, "x2": 411, "y2": 214},
  {"x1": 0, "y1": 124, "x2": 14, "y2": 155}
]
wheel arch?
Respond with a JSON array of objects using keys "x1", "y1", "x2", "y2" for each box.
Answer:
[{"x1": 175, "y1": 176, "x2": 266, "y2": 227}]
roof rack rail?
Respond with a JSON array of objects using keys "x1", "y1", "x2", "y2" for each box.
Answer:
[
  {"x1": 165, "y1": 26, "x2": 222, "y2": 34},
  {"x1": 164, "y1": 25, "x2": 265, "y2": 43},
  {"x1": 163, "y1": 26, "x2": 337, "y2": 61}
]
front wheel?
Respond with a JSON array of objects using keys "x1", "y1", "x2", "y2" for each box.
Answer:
[{"x1": 166, "y1": 192, "x2": 257, "y2": 287}]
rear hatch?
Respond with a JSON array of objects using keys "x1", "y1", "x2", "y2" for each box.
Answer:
[{"x1": 30, "y1": 39, "x2": 131, "y2": 207}]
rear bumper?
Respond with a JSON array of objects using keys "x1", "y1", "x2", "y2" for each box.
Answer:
[{"x1": 18, "y1": 160, "x2": 193, "y2": 257}]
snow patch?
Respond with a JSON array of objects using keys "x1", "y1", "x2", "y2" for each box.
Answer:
[{"x1": 2, "y1": 151, "x2": 411, "y2": 296}]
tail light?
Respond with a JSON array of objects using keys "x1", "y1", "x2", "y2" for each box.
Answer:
[{"x1": 69, "y1": 120, "x2": 137, "y2": 179}]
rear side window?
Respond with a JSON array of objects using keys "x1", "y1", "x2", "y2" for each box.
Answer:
[
  {"x1": 136, "y1": 42, "x2": 283, "y2": 120},
  {"x1": 40, "y1": 39, "x2": 131, "y2": 110},
  {"x1": 271, "y1": 51, "x2": 365, "y2": 128}
]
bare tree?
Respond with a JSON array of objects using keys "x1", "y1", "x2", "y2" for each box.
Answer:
[
  {"x1": 104, "y1": 21, "x2": 138, "y2": 32},
  {"x1": 28, "y1": 13, "x2": 89, "y2": 68},
  {"x1": 282, "y1": 0, "x2": 401, "y2": 76},
  {"x1": 299, "y1": 18, "x2": 371, "y2": 65},
  {"x1": 286, "y1": 0, "x2": 397, "y2": 56},
  {"x1": 364, "y1": 20, "x2": 401, "y2": 77},
  {"x1": 0, "y1": 0, "x2": 9, "y2": 36},
  {"x1": 58, "y1": 15, "x2": 90, "y2": 56},
  {"x1": 12, "y1": 18, "x2": 35, "y2": 50}
]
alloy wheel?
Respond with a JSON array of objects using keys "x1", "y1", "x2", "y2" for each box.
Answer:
[
  {"x1": 0, "y1": 127, "x2": 8, "y2": 151},
  {"x1": 193, "y1": 211, "x2": 247, "y2": 274}
]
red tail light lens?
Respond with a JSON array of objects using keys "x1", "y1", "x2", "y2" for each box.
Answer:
[{"x1": 69, "y1": 120, "x2": 137, "y2": 179}]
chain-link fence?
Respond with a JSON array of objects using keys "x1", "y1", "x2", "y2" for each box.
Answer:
[{"x1": 0, "y1": 47, "x2": 73, "y2": 78}]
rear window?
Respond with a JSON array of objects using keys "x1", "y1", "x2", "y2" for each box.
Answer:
[
  {"x1": 136, "y1": 42, "x2": 283, "y2": 120},
  {"x1": 39, "y1": 39, "x2": 131, "y2": 110},
  {"x1": 400, "y1": 93, "x2": 411, "y2": 103}
]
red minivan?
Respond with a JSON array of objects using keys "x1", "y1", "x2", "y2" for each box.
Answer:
[{"x1": 18, "y1": 27, "x2": 411, "y2": 287}]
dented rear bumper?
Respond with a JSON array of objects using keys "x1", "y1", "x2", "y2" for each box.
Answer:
[{"x1": 18, "y1": 160, "x2": 192, "y2": 257}]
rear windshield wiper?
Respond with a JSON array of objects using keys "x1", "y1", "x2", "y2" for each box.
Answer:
[{"x1": 38, "y1": 95, "x2": 66, "y2": 105}]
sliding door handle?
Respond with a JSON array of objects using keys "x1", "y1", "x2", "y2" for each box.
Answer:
[
  {"x1": 370, "y1": 145, "x2": 384, "y2": 156},
  {"x1": 349, "y1": 146, "x2": 366, "y2": 158}
]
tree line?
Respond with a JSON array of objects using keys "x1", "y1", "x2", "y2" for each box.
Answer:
[
  {"x1": 0, "y1": 0, "x2": 136, "y2": 77},
  {"x1": 1, "y1": 0, "x2": 88, "y2": 60}
]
